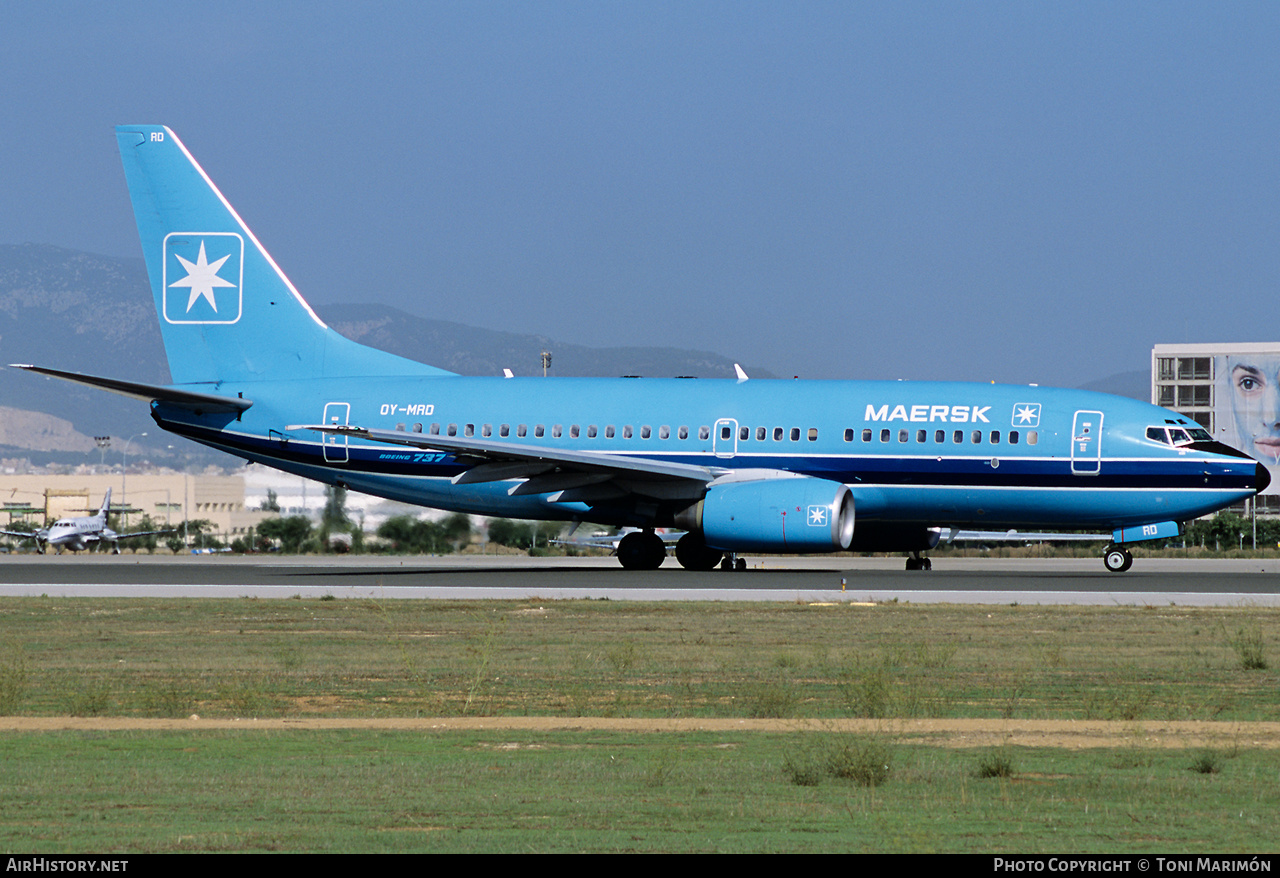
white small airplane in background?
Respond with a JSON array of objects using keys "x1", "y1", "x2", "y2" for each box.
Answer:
[{"x1": 0, "y1": 489, "x2": 169, "y2": 554}]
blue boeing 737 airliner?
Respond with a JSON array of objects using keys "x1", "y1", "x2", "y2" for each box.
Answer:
[{"x1": 12, "y1": 126, "x2": 1270, "y2": 572}]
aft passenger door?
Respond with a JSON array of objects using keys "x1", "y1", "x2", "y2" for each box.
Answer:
[
  {"x1": 322, "y1": 402, "x2": 350, "y2": 463},
  {"x1": 1071, "y1": 410, "x2": 1103, "y2": 475}
]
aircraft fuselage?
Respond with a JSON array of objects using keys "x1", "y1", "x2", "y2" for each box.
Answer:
[{"x1": 152, "y1": 375, "x2": 1262, "y2": 532}]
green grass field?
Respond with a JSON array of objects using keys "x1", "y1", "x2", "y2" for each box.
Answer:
[{"x1": 1, "y1": 596, "x2": 1277, "y2": 852}]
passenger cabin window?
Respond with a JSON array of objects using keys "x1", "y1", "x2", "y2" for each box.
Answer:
[
  {"x1": 534, "y1": 425, "x2": 544, "y2": 438},
  {"x1": 412, "y1": 423, "x2": 422, "y2": 433},
  {"x1": 790, "y1": 427, "x2": 800, "y2": 441},
  {"x1": 721, "y1": 425, "x2": 732, "y2": 440},
  {"x1": 552, "y1": 425, "x2": 562, "y2": 438},
  {"x1": 447, "y1": 424, "x2": 457, "y2": 436},
  {"x1": 517, "y1": 424, "x2": 527, "y2": 437},
  {"x1": 482, "y1": 424, "x2": 492, "y2": 437},
  {"x1": 898, "y1": 429, "x2": 908, "y2": 443},
  {"x1": 934, "y1": 430, "x2": 945, "y2": 443},
  {"x1": 499, "y1": 424, "x2": 510, "y2": 437},
  {"x1": 396, "y1": 423, "x2": 406, "y2": 431},
  {"x1": 641, "y1": 426, "x2": 652, "y2": 439},
  {"x1": 587, "y1": 425, "x2": 597, "y2": 438},
  {"x1": 757, "y1": 426, "x2": 766, "y2": 441},
  {"x1": 990, "y1": 431, "x2": 1000, "y2": 444},
  {"x1": 464, "y1": 424, "x2": 474, "y2": 437},
  {"x1": 1027, "y1": 431, "x2": 1038, "y2": 445},
  {"x1": 739, "y1": 426, "x2": 749, "y2": 441},
  {"x1": 624, "y1": 426, "x2": 633, "y2": 439},
  {"x1": 953, "y1": 430, "x2": 963, "y2": 444},
  {"x1": 862, "y1": 429, "x2": 872, "y2": 442},
  {"x1": 1009, "y1": 431, "x2": 1019, "y2": 444},
  {"x1": 679, "y1": 426, "x2": 689, "y2": 440},
  {"x1": 774, "y1": 427, "x2": 784, "y2": 441},
  {"x1": 569, "y1": 425, "x2": 579, "y2": 438},
  {"x1": 699, "y1": 426, "x2": 709, "y2": 440},
  {"x1": 606, "y1": 426, "x2": 615, "y2": 438},
  {"x1": 808, "y1": 428, "x2": 818, "y2": 441},
  {"x1": 844, "y1": 428, "x2": 854, "y2": 442},
  {"x1": 430, "y1": 423, "x2": 440, "y2": 435},
  {"x1": 916, "y1": 429, "x2": 927, "y2": 443},
  {"x1": 880, "y1": 429, "x2": 891, "y2": 443},
  {"x1": 660, "y1": 426, "x2": 670, "y2": 439}
]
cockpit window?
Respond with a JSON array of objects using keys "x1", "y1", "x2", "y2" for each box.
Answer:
[
  {"x1": 1168, "y1": 428, "x2": 1191, "y2": 445},
  {"x1": 1188, "y1": 427, "x2": 1212, "y2": 441},
  {"x1": 1146, "y1": 427, "x2": 1170, "y2": 444}
]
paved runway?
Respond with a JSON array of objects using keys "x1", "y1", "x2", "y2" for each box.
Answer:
[{"x1": 1, "y1": 554, "x2": 1278, "y2": 605}]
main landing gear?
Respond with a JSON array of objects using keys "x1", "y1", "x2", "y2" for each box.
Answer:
[
  {"x1": 672, "y1": 532, "x2": 747, "y2": 571},
  {"x1": 905, "y1": 552, "x2": 932, "y2": 571},
  {"x1": 1103, "y1": 545, "x2": 1133, "y2": 573},
  {"x1": 632, "y1": 532, "x2": 746, "y2": 571}
]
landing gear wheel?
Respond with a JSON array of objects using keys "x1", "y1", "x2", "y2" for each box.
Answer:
[
  {"x1": 1103, "y1": 546, "x2": 1133, "y2": 573},
  {"x1": 719, "y1": 552, "x2": 745, "y2": 572},
  {"x1": 618, "y1": 531, "x2": 666, "y2": 570},
  {"x1": 675, "y1": 533, "x2": 723, "y2": 571},
  {"x1": 905, "y1": 554, "x2": 932, "y2": 571}
]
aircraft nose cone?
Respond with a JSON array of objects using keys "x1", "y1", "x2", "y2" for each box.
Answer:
[{"x1": 1256, "y1": 462, "x2": 1272, "y2": 495}]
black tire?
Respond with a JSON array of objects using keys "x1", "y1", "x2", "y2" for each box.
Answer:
[
  {"x1": 1103, "y1": 547, "x2": 1131, "y2": 573},
  {"x1": 675, "y1": 533, "x2": 722, "y2": 571},
  {"x1": 618, "y1": 531, "x2": 665, "y2": 570}
]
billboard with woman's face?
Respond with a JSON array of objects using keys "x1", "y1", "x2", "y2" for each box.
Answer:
[{"x1": 1220, "y1": 354, "x2": 1280, "y2": 493}]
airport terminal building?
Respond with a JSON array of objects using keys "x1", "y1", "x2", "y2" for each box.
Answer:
[{"x1": 1152, "y1": 343, "x2": 1280, "y2": 504}]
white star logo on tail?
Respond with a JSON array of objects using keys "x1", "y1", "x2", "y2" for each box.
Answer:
[{"x1": 169, "y1": 240, "x2": 235, "y2": 313}]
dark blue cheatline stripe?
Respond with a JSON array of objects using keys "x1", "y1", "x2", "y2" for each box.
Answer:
[{"x1": 170, "y1": 422, "x2": 1257, "y2": 494}]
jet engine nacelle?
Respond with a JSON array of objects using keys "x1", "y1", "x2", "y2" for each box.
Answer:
[{"x1": 677, "y1": 477, "x2": 855, "y2": 553}]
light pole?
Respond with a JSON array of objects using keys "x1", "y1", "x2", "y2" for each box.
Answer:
[
  {"x1": 121, "y1": 432, "x2": 147, "y2": 526},
  {"x1": 95, "y1": 436, "x2": 111, "y2": 472}
]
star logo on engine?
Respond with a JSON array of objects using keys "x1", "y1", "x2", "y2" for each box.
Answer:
[{"x1": 807, "y1": 505, "x2": 828, "y2": 526}]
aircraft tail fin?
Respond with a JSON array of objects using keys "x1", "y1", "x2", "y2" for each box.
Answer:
[
  {"x1": 115, "y1": 126, "x2": 454, "y2": 385},
  {"x1": 99, "y1": 488, "x2": 112, "y2": 520}
]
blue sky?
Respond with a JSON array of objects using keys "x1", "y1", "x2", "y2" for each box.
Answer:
[{"x1": 4, "y1": 1, "x2": 1279, "y2": 387}]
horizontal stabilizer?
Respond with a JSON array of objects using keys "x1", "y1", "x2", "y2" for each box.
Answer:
[{"x1": 9, "y1": 364, "x2": 252, "y2": 413}]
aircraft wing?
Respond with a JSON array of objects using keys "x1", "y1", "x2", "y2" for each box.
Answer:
[
  {"x1": 551, "y1": 529, "x2": 686, "y2": 550},
  {"x1": 0, "y1": 529, "x2": 41, "y2": 540},
  {"x1": 288, "y1": 423, "x2": 728, "y2": 502},
  {"x1": 114, "y1": 530, "x2": 174, "y2": 540},
  {"x1": 945, "y1": 529, "x2": 1110, "y2": 543}
]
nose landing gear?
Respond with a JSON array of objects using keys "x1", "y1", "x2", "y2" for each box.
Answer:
[{"x1": 1103, "y1": 545, "x2": 1133, "y2": 573}]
